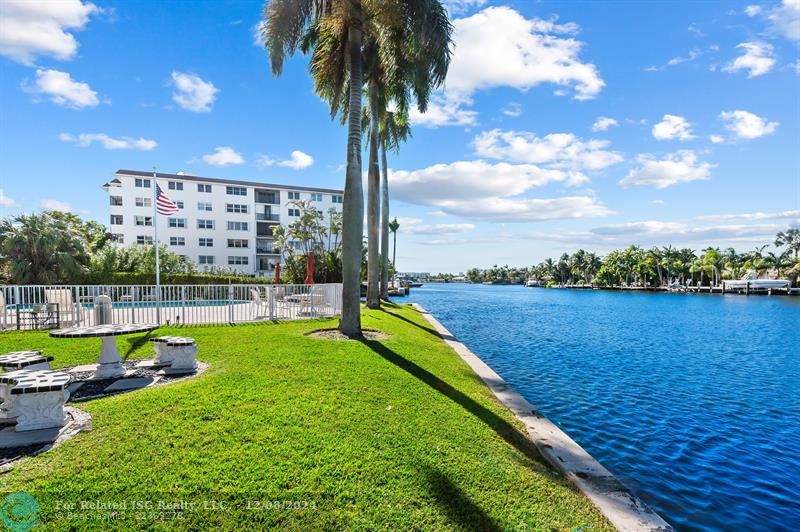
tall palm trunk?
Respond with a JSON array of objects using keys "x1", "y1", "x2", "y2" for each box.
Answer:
[
  {"x1": 340, "y1": 25, "x2": 364, "y2": 336},
  {"x1": 366, "y1": 79, "x2": 381, "y2": 309},
  {"x1": 392, "y1": 229, "x2": 397, "y2": 277},
  {"x1": 379, "y1": 137, "x2": 390, "y2": 299}
]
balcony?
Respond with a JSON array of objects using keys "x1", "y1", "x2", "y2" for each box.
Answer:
[
  {"x1": 257, "y1": 239, "x2": 280, "y2": 254},
  {"x1": 256, "y1": 213, "x2": 280, "y2": 222},
  {"x1": 255, "y1": 189, "x2": 280, "y2": 205}
]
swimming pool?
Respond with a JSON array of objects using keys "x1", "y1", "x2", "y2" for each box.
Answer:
[{"x1": 407, "y1": 284, "x2": 800, "y2": 530}]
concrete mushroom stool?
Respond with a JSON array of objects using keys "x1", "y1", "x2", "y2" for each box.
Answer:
[
  {"x1": 150, "y1": 336, "x2": 198, "y2": 374},
  {"x1": 0, "y1": 351, "x2": 54, "y2": 372},
  {"x1": 0, "y1": 369, "x2": 71, "y2": 431}
]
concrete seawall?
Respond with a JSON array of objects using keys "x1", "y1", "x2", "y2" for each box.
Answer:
[{"x1": 413, "y1": 303, "x2": 673, "y2": 532}]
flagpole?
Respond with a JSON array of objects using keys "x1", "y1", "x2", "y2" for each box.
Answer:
[{"x1": 152, "y1": 166, "x2": 161, "y2": 324}]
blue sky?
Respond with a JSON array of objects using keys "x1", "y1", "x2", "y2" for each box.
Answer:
[{"x1": 1, "y1": 0, "x2": 798, "y2": 272}]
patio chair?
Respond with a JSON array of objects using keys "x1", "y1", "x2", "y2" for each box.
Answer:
[
  {"x1": 300, "y1": 286, "x2": 326, "y2": 316},
  {"x1": 0, "y1": 290, "x2": 14, "y2": 330},
  {"x1": 44, "y1": 288, "x2": 83, "y2": 327},
  {"x1": 250, "y1": 288, "x2": 269, "y2": 319}
]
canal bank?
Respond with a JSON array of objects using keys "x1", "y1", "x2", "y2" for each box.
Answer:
[{"x1": 413, "y1": 303, "x2": 672, "y2": 531}]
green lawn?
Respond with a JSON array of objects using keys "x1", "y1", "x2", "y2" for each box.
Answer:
[{"x1": 0, "y1": 304, "x2": 610, "y2": 530}]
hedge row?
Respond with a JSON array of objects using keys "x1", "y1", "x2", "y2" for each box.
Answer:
[{"x1": 76, "y1": 272, "x2": 276, "y2": 285}]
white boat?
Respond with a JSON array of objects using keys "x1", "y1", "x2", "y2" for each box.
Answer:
[
  {"x1": 525, "y1": 279, "x2": 542, "y2": 287},
  {"x1": 722, "y1": 272, "x2": 791, "y2": 291}
]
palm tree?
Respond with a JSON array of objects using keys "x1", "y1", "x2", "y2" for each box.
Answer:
[
  {"x1": 263, "y1": 0, "x2": 366, "y2": 335},
  {"x1": 388, "y1": 217, "x2": 400, "y2": 280},
  {"x1": 775, "y1": 228, "x2": 800, "y2": 258},
  {"x1": 765, "y1": 251, "x2": 791, "y2": 278},
  {"x1": 0, "y1": 213, "x2": 89, "y2": 284},
  {"x1": 363, "y1": 2, "x2": 452, "y2": 308},
  {"x1": 379, "y1": 109, "x2": 410, "y2": 299}
]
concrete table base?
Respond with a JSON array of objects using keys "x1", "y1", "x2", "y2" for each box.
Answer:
[
  {"x1": 0, "y1": 406, "x2": 91, "y2": 451},
  {"x1": 93, "y1": 336, "x2": 126, "y2": 379}
]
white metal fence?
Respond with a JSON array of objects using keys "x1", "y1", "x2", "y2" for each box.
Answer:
[{"x1": 0, "y1": 283, "x2": 343, "y2": 329}]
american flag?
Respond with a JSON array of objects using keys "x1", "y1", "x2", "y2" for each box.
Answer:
[{"x1": 155, "y1": 184, "x2": 179, "y2": 215}]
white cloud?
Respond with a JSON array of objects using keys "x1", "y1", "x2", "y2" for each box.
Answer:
[
  {"x1": 59, "y1": 132, "x2": 156, "y2": 150},
  {"x1": 439, "y1": 196, "x2": 613, "y2": 222},
  {"x1": 390, "y1": 160, "x2": 575, "y2": 203},
  {"x1": 252, "y1": 22, "x2": 264, "y2": 47},
  {"x1": 592, "y1": 116, "x2": 618, "y2": 132},
  {"x1": 709, "y1": 134, "x2": 725, "y2": 144},
  {"x1": 619, "y1": 151, "x2": 715, "y2": 188},
  {"x1": 201, "y1": 146, "x2": 244, "y2": 166},
  {"x1": 651, "y1": 114, "x2": 695, "y2": 141},
  {"x1": 501, "y1": 102, "x2": 522, "y2": 117},
  {"x1": 409, "y1": 94, "x2": 477, "y2": 128},
  {"x1": 526, "y1": 221, "x2": 786, "y2": 246},
  {"x1": 472, "y1": 129, "x2": 624, "y2": 171},
  {"x1": 0, "y1": 0, "x2": 99, "y2": 64},
  {"x1": 0, "y1": 190, "x2": 15, "y2": 207},
  {"x1": 750, "y1": 0, "x2": 800, "y2": 40},
  {"x1": 389, "y1": 160, "x2": 612, "y2": 223},
  {"x1": 40, "y1": 199, "x2": 72, "y2": 211},
  {"x1": 24, "y1": 68, "x2": 99, "y2": 109},
  {"x1": 697, "y1": 209, "x2": 800, "y2": 222},
  {"x1": 745, "y1": 5, "x2": 763, "y2": 16},
  {"x1": 719, "y1": 110, "x2": 779, "y2": 139},
  {"x1": 170, "y1": 71, "x2": 219, "y2": 112},
  {"x1": 646, "y1": 48, "x2": 701, "y2": 71},
  {"x1": 446, "y1": 7, "x2": 604, "y2": 100},
  {"x1": 722, "y1": 42, "x2": 776, "y2": 77},
  {"x1": 400, "y1": 219, "x2": 477, "y2": 235},
  {"x1": 413, "y1": 6, "x2": 604, "y2": 126},
  {"x1": 256, "y1": 150, "x2": 314, "y2": 170}
]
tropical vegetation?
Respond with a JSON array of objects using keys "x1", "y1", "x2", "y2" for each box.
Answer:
[
  {"x1": 466, "y1": 228, "x2": 800, "y2": 288},
  {"x1": 262, "y1": 0, "x2": 453, "y2": 335}
]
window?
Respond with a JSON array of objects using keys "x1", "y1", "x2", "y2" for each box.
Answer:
[
  {"x1": 288, "y1": 208, "x2": 300, "y2": 217},
  {"x1": 227, "y1": 239, "x2": 249, "y2": 248},
  {"x1": 227, "y1": 221, "x2": 248, "y2": 231},
  {"x1": 226, "y1": 186, "x2": 247, "y2": 196},
  {"x1": 288, "y1": 191, "x2": 300, "y2": 200},
  {"x1": 110, "y1": 214, "x2": 123, "y2": 225},
  {"x1": 198, "y1": 255, "x2": 215, "y2": 265},
  {"x1": 197, "y1": 184, "x2": 212, "y2": 193},
  {"x1": 228, "y1": 256, "x2": 249, "y2": 265},
  {"x1": 168, "y1": 218, "x2": 186, "y2": 228},
  {"x1": 135, "y1": 197, "x2": 152, "y2": 208},
  {"x1": 226, "y1": 203, "x2": 248, "y2": 214},
  {"x1": 110, "y1": 233, "x2": 124, "y2": 243},
  {"x1": 168, "y1": 181, "x2": 183, "y2": 191},
  {"x1": 170, "y1": 236, "x2": 185, "y2": 246},
  {"x1": 310, "y1": 193, "x2": 322, "y2": 202},
  {"x1": 110, "y1": 196, "x2": 122, "y2": 206},
  {"x1": 134, "y1": 215, "x2": 153, "y2": 226},
  {"x1": 135, "y1": 178, "x2": 151, "y2": 188},
  {"x1": 175, "y1": 200, "x2": 184, "y2": 209},
  {"x1": 136, "y1": 235, "x2": 154, "y2": 245},
  {"x1": 197, "y1": 201, "x2": 213, "y2": 211},
  {"x1": 332, "y1": 194, "x2": 343, "y2": 204},
  {"x1": 199, "y1": 237, "x2": 214, "y2": 247},
  {"x1": 198, "y1": 219, "x2": 214, "y2": 229}
]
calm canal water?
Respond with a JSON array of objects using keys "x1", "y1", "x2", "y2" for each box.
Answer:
[{"x1": 406, "y1": 283, "x2": 800, "y2": 531}]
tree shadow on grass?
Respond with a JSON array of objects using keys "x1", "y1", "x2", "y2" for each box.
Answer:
[
  {"x1": 123, "y1": 331, "x2": 154, "y2": 359},
  {"x1": 359, "y1": 338, "x2": 545, "y2": 465},
  {"x1": 424, "y1": 466, "x2": 501, "y2": 531},
  {"x1": 378, "y1": 308, "x2": 444, "y2": 339}
]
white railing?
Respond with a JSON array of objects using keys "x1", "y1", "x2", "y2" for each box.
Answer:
[{"x1": 0, "y1": 283, "x2": 343, "y2": 329}]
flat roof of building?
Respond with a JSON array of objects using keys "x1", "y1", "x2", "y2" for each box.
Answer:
[{"x1": 112, "y1": 169, "x2": 344, "y2": 194}]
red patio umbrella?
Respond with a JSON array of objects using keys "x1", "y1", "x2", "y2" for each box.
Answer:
[
  {"x1": 274, "y1": 263, "x2": 281, "y2": 284},
  {"x1": 304, "y1": 251, "x2": 315, "y2": 285}
]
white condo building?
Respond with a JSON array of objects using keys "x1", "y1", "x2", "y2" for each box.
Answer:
[{"x1": 103, "y1": 169, "x2": 344, "y2": 276}]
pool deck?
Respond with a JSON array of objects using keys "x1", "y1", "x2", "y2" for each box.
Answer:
[{"x1": 413, "y1": 303, "x2": 673, "y2": 532}]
